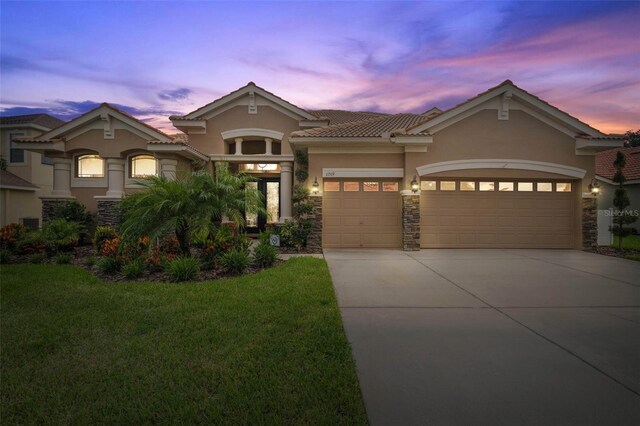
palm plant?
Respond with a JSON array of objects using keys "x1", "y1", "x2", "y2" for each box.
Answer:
[{"x1": 120, "y1": 162, "x2": 264, "y2": 255}]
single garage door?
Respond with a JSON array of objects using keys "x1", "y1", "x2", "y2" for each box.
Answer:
[
  {"x1": 323, "y1": 179, "x2": 402, "y2": 248},
  {"x1": 420, "y1": 179, "x2": 576, "y2": 248}
]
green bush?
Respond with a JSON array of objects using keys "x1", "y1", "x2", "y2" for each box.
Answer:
[
  {"x1": 0, "y1": 223, "x2": 28, "y2": 250},
  {"x1": 279, "y1": 219, "x2": 312, "y2": 249},
  {"x1": 220, "y1": 248, "x2": 250, "y2": 275},
  {"x1": 93, "y1": 226, "x2": 118, "y2": 253},
  {"x1": 52, "y1": 200, "x2": 93, "y2": 243},
  {"x1": 167, "y1": 256, "x2": 200, "y2": 282},
  {"x1": 0, "y1": 250, "x2": 10, "y2": 264},
  {"x1": 29, "y1": 253, "x2": 45, "y2": 264},
  {"x1": 54, "y1": 253, "x2": 72, "y2": 264},
  {"x1": 84, "y1": 256, "x2": 99, "y2": 267},
  {"x1": 15, "y1": 230, "x2": 45, "y2": 255},
  {"x1": 97, "y1": 256, "x2": 123, "y2": 274},
  {"x1": 253, "y1": 242, "x2": 278, "y2": 268},
  {"x1": 42, "y1": 219, "x2": 80, "y2": 254},
  {"x1": 123, "y1": 258, "x2": 145, "y2": 279}
]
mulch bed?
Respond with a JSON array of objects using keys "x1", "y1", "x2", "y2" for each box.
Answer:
[
  {"x1": 4, "y1": 245, "x2": 286, "y2": 282},
  {"x1": 587, "y1": 246, "x2": 640, "y2": 260},
  {"x1": 276, "y1": 246, "x2": 322, "y2": 254}
]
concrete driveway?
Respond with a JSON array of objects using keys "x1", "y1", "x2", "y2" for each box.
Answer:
[{"x1": 325, "y1": 249, "x2": 640, "y2": 425}]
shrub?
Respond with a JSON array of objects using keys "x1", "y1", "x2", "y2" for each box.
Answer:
[
  {"x1": 0, "y1": 250, "x2": 10, "y2": 264},
  {"x1": 54, "y1": 253, "x2": 72, "y2": 264},
  {"x1": 52, "y1": 200, "x2": 93, "y2": 244},
  {"x1": 97, "y1": 256, "x2": 123, "y2": 274},
  {"x1": 100, "y1": 237, "x2": 121, "y2": 257},
  {"x1": 0, "y1": 223, "x2": 28, "y2": 250},
  {"x1": 29, "y1": 253, "x2": 45, "y2": 264},
  {"x1": 42, "y1": 219, "x2": 80, "y2": 254},
  {"x1": 84, "y1": 256, "x2": 99, "y2": 267},
  {"x1": 93, "y1": 226, "x2": 117, "y2": 253},
  {"x1": 279, "y1": 219, "x2": 312, "y2": 249},
  {"x1": 120, "y1": 236, "x2": 150, "y2": 261},
  {"x1": 253, "y1": 242, "x2": 278, "y2": 268},
  {"x1": 167, "y1": 256, "x2": 200, "y2": 282},
  {"x1": 159, "y1": 236, "x2": 181, "y2": 255},
  {"x1": 123, "y1": 258, "x2": 145, "y2": 279},
  {"x1": 15, "y1": 231, "x2": 45, "y2": 255},
  {"x1": 220, "y1": 248, "x2": 250, "y2": 275}
]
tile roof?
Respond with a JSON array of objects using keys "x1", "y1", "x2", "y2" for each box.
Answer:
[
  {"x1": 290, "y1": 113, "x2": 429, "y2": 138},
  {"x1": 596, "y1": 146, "x2": 640, "y2": 181},
  {"x1": 306, "y1": 109, "x2": 389, "y2": 125},
  {"x1": 0, "y1": 114, "x2": 65, "y2": 130},
  {"x1": 0, "y1": 170, "x2": 39, "y2": 190},
  {"x1": 149, "y1": 133, "x2": 207, "y2": 158}
]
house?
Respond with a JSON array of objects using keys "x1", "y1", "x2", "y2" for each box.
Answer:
[
  {"x1": 595, "y1": 146, "x2": 640, "y2": 243},
  {"x1": 0, "y1": 114, "x2": 66, "y2": 227},
  {"x1": 13, "y1": 80, "x2": 624, "y2": 250}
]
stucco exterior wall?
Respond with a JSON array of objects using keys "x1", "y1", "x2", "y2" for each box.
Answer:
[
  {"x1": 308, "y1": 153, "x2": 404, "y2": 188},
  {"x1": 187, "y1": 105, "x2": 301, "y2": 156},
  {"x1": 64, "y1": 128, "x2": 149, "y2": 158},
  {"x1": 0, "y1": 189, "x2": 41, "y2": 226}
]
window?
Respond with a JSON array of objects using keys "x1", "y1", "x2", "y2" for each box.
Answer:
[
  {"x1": 479, "y1": 182, "x2": 495, "y2": 191},
  {"x1": 382, "y1": 182, "x2": 399, "y2": 192},
  {"x1": 130, "y1": 155, "x2": 157, "y2": 178},
  {"x1": 343, "y1": 182, "x2": 359, "y2": 192},
  {"x1": 460, "y1": 181, "x2": 476, "y2": 191},
  {"x1": 537, "y1": 182, "x2": 552, "y2": 192},
  {"x1": 363, "y1": 182, "x2": 379, "y2": 192},
  {"x1": 517, "y1": 182, "x2": 533, "y2": 192},
  {"x1": 556, "y1": 182, "x2": 572, "y2": 192},
  {"x1": 9, "y1": 132, "x2": 25, "y2": 163},
  {"x1": 440, "y1": 181, "x2": 456, "y2": 191},
  {"x1": 324, "y1": 182, "x2": 340, "y2": 192},
  {"x1": 421, "y1": 180, "x2": 436, "y2": 191},
  {"x1": 499, "y1": 182, "x2": 514, "y2": 192},
  {"x1": 76, "y1": 154, "x2": 104, "y2": 178}
]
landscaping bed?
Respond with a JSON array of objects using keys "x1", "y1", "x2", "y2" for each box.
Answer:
[{"x1": 0, "y1": 259, "x2": 367, "y2": 424}]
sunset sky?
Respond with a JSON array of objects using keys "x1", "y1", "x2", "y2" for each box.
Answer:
[{"x1": 1, "y1": 1, "x2": 638, "y2": 134}]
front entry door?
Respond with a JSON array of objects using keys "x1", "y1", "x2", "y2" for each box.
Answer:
[{"x1": 246, "y1": 178, "x2": 280, "y2": 233}]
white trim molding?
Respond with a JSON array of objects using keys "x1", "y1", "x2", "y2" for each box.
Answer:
[
  {"x1": 416, "y1": 159, "x2": 587, "y2": 179},
  {"x1": 221, "y1": 128, "x2": 284, "y2": 141},
  {"x1": 322, "y1": 168, "x2": 404, "y2": 178},
  {"x1": 210, "y1": 154, "x2": 294, "y2": 163}
]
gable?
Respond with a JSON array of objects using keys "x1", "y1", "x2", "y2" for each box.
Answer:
[{"x1": 64, "y1": 128, "x2": 150, "y2": 158}]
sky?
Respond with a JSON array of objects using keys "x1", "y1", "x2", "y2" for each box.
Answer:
[{"x1": 0, "y1": 0, "x2": 638, "y2": 134}]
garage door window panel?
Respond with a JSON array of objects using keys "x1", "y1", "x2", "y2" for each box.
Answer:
[
  {"x1": 479, "y1": 182, "x2": 495, "y2": 191},
  {"x1": 499, "y1": 182, "x2": 514, "y2": 192},
  {"x1": 537, "y1": 182, "x2": 552, "y2": 192},
  {"x1": 440, "y1": 181, "x2": 456, "y2": 191},
  {"x1": 383, "y1": 182, "x2": 399, "y2": 192},
  {"x1": 343, "y1": 182, "x2": 360, "y2": 191},
  {"x1": 324, "y1": 182, "x2": 340, "y2": 192},
  {"x1": 363, "y1": 182, "x2": 379, "y2": 192},
  {"x1": 556, "y1": 183, "x2": 572, "y2": 192},
  {"x1": 460, "y1": 181, "x2": 476, "y2": 191},
  {"x1": 421, "y1": 181, "x2": 436, "y2": 191}
]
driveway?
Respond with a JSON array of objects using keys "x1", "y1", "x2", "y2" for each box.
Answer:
[{"x1": 325, "y1": 249, "x2": 640, "y2": 425}]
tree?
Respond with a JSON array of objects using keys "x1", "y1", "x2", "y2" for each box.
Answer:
[
  {"x1": 609, "y1": 151, "x2": 637, "y2": 250},
  {"x1": 624, "y1": 130, "x2": 640, "y2": 148},
  {"x1": 120, "y1": 162, "x2": 264, "y2": 255}
]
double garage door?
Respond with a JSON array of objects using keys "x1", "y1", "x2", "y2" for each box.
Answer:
[{"x1": 322, "y1": 177, "x2": 577, "y2": 249}]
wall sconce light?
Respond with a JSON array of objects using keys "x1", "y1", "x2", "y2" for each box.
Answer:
[
  {"x1": 312, "y1": 177, "x2": 320, "y2": 194},
  {"x1": 411, "y1": 175, "x2": 419, "y2": 193},
  {"x1": 588, "y1": 178, "x2": 600, "y2": 195}
]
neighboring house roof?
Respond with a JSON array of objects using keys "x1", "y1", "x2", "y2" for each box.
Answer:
[
  {"x1": 0, "y1": 113, "x2": 65, "y2": 131},
  {"x1": 596, "y1": 146, "x2": 640, "y2": 181},
  {"x1": 172, "y1": 82, "x2": 317, "y2": 121},
  {"x1": 290, "y1": 113, "x2": 428, "y2": 138},
  {"x1": 306, "y1": 110, "x2": 389, "y2": 125},
  {"x1": 0, "y1": 170, "x2": 39, "y2": 191}
]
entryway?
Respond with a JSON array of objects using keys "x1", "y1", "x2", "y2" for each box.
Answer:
[{"x1": 245, "y1": 178, "x2": 280, "y2": 232}]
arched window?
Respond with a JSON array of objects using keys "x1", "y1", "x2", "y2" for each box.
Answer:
[
  {"x1": 76, "y1": 154, "x2": 104, "y2": 178},
  {"x1": 130, "y1": 155, "x2": 157, "y2": 178}
]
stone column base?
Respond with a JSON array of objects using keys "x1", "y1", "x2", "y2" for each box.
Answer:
[
  {"x1": 40, "y1": 197, "x2": 75, "y2": 223},
  {"x1": 95, "y1": 197, "x2": 122, "y2": 227},
  {"x1": 582, "y1": 196, "x2": 597, "y2": 250},
  {"x1": 402, "y1": 193, "x2": 420, "y2": 251},
  {"x1": 307, "y1": 195, "x2": 323, "y2": 250}
]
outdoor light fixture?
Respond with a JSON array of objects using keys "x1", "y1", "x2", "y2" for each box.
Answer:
[
  {"x1": 589, "y1": 178, "x2": 600, "y2": 195},
  {"x1": 411, "y1": 175, "x2": 419, "y2": 193},
  {"x1": 312, "y1": 177, "x2": 320, "y2": 194}
]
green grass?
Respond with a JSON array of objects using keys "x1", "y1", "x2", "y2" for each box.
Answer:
[
  {"x1": 0, "y1": 258, "x2": 367, "y2": 424},
  {"x1": 612, "y1": 235, "x2": 640, "y2": 250}
]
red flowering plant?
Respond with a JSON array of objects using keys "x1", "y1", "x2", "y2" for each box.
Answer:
[
  {"x1": 199, "y1": 240, "x2": 220, "y2": 270},
  {"x1": 119, "y1": 235, "x2": 150, "y2": 262},
  {"x1": 100, "y1": 236, "x2": 121, "y2": 257},
  {"x1": 0, "y1": 223, "x2": 28, "y2": 251},
  {"x1": 143, "y1": 236, "x2": 180, "y2": 271}
]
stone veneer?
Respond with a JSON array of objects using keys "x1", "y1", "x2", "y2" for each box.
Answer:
[
  {"x1": 96, "y1": 199, "x2": 122, "y2": 227},
  {"x1": 402, "y1": 194, "x2": 420, "y2": 251},
  {"x1": 41, "y1": 198, "x2": 74, "y2": 223},
  {"x1": 306, "y1": 195, "x2": 323, "y2": 250},
  {"x1": 581, "y1": 197, "x2": 597, "y2": 250}
]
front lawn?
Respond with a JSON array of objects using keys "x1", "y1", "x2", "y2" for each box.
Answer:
[
  {"x1": 0, "y1": 258, "x2": 367, "y2": 424},
  {"x1": 613, "y1": 235, "x2": 640, "y2": 250}
]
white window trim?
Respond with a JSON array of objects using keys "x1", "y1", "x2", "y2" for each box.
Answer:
[
  {"x1": 71, "y1": 153, "x2": 107, "y2": 188},
  {"x1": 125, "y1": 153, "x2": 159, "y2": 188}
]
